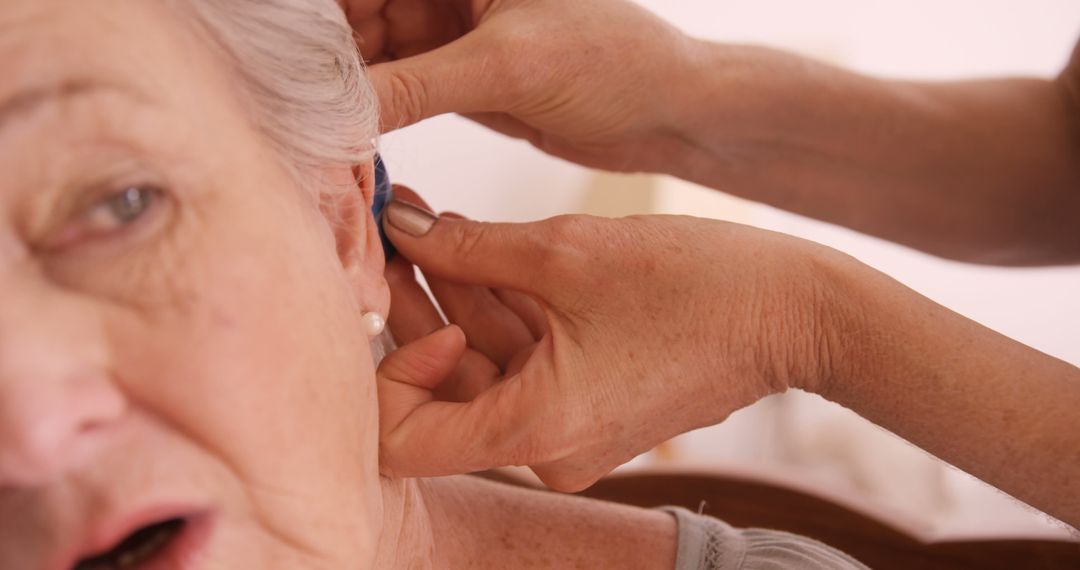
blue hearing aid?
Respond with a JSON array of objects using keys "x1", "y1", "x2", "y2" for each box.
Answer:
[{"x1": 371, "y1": 153, "x2": 396, "y2": 259}]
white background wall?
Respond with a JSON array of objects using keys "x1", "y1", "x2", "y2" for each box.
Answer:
[{"x1": 381, "y1": 1, "x2": 1080, "y2": 538}]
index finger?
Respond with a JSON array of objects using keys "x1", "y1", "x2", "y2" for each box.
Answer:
[{"x1": 384, "y1": 202, "x2": 578, "y2": 297}]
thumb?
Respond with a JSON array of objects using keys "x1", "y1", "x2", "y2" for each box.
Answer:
[
  {"x1": 380, "y1": 361, "x2": 544, "y2": 478},
  {"x1": 377, "y1": 324, "x2": 467, "y2": 441},
  {"x1": 378, "y1": 312, "x2": 550, "y2": 478},
  {"x1": 368, "y1": 31, "x2": 510, "y2": 132},
  {"x1": 382, "y1": 197, "x2": 565, "y2": 296}
]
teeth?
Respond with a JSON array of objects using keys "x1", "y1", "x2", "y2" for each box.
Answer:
[
  {"x1": 77, "y1": 561, "x2": 115, "y2": 570},
  {"x1": 73, "y1": 519, "x2": 183, "y2": 570},
  {"x1": 115, "y1": 524, "x2": 174, "y2": 569}
]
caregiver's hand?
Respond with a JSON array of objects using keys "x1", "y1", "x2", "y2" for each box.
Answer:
[
  {"x1": 345, "y1": 0, "x2": 1080, "y2": 266},
  {"x1": 378, "y1": 190, "x2": 1080, "y2": 525},
  {"x1": 375, "y1": 190, "x2": 857, "y2": 491},
  {"x1": 344, "y1": 0, "x2": 701, "y2": 172}
]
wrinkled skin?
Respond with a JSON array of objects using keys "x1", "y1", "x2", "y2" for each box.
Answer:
[
  {"x1": 0, "y1": 2, "x2": 390, "y2": 568},
  {"x1": 344, "y1": 0, "x2": 700, "y2": 172},
  {"x1": 377, "y1": 189, "x2": 846, "y2": 492}
]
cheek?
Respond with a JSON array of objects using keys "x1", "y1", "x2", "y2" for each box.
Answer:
[{"x1": 101, "y1": 201, "x2": 383, "y2": 552}]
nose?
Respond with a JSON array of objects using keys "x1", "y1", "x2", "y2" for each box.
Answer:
[{"x1": 0, "y1": 269, "x2": 127, "y2": 487}]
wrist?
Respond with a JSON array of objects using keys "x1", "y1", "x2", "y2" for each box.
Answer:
[
  {"x1": 665, "y1": 42, "x2": 887, "y2": 197},
  {"x1": 797, "y1": 245, "x2": 952, "y2": 416},
  {"x1": 661, "y1": 41, "x2": 798, "y2": 181},
  {"x1": 786, "y1": 245, "x2": 891, "y2": 400},
  {"x1": 634, "y1": 36, "x2": 721, "y2": 177}
]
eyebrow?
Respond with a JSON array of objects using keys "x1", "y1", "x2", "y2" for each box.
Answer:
[{"x1": 0, "y1": 79, "x2": 133, "y2": 133}]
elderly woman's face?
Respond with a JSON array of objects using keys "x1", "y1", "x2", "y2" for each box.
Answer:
[{"x1": 0, "y1": 2, "x2": 389, "y2": 569}]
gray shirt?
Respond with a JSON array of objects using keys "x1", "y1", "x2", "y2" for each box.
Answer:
[{"x1": 660, "y1": 507, "x2": 871, "y2": 570}]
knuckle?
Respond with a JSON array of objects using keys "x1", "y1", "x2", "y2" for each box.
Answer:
[
  {"x1": 533, "y1": 216, "x2": 592, "y2": 272},
  {"x1": 542, "y1": 215, "x2": 589, "y2": 243},
  {"x1": 384, "y1": 70, "x2": 430, "y2": 128},
  {"x1": 533, "y1": 216, "x2": 624, "y2": 305},
  {"x1": 449, "y1": 220, "x2": 491, "y2": 260}
]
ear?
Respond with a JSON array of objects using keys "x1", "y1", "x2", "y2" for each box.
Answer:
[{"x1": 322, "y1": 160, "x2": 390, "y2": 318}]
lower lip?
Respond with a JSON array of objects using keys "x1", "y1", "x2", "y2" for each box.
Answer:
[{"x1": 137, "y1": 513, "x2": 216, "y2": 570}]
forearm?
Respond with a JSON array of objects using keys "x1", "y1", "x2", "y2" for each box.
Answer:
[
  {"x1": 818, "y1": 254, "x2": 1080, "y2": 527},
  {"x1": 668, "y1": 42, "x2": 1080, "y2": 265}
]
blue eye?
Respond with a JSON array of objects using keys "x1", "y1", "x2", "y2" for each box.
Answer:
[{"x1": 85, "y1": 186, "x2": 161, "y2": 230}]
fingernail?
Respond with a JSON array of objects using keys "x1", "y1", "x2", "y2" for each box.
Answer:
[{"x1": 385, "y1": 199, "x2": 438, "y2": 237}]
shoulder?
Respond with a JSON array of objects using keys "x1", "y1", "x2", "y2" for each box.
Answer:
[{"x1": 659, "y1": 507, "x2": 871, "y2": 570}]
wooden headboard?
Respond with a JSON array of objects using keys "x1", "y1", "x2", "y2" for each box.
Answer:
[{"x1": 478, "y1": 471, "x2": 1080, "y2": 569}]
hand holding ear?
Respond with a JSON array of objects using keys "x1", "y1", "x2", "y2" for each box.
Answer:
[{"x1": 376, "y1": 186, "x2": 858, "y2": 492}]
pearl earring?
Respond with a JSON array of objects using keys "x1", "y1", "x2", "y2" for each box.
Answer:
[{"x1": 362, "y1": 311, "x2": 386, "y2": 337}]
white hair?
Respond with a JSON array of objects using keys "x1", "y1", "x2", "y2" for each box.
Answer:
[
  {"x1": 173, "y1": 0, "x2": 378, "y2": 189},
  {"x1": 173, "y1": 0, "x2": 393, "y2": 360}
]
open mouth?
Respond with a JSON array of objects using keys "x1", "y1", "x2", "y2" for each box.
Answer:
[{"x1": 73, "y1": 518, "x2": 186, "y2": 570}]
